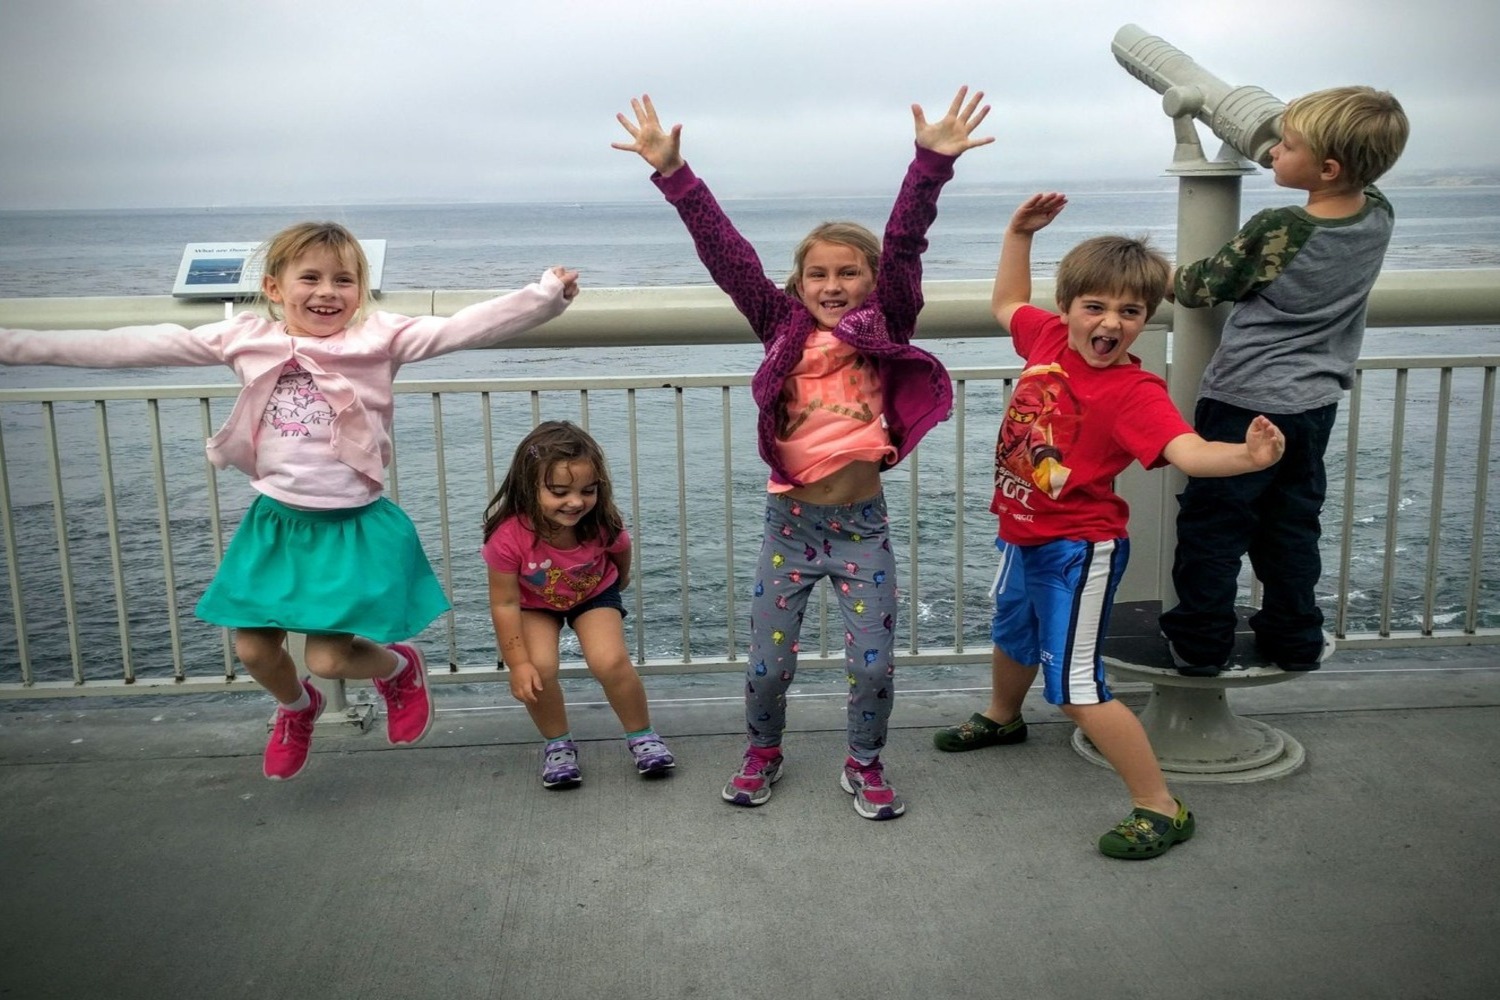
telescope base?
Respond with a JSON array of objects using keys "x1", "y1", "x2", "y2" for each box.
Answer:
[{"x1": 1073, "y1": 602, "x2": 1313, "y2": 783}]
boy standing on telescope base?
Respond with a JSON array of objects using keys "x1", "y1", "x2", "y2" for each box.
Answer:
[{"x1": 1159, "y1": 85, "x2": 1409, "y2": 676}]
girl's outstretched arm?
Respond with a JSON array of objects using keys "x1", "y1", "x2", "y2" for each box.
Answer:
[
  {"x1": 913, "y1": 85, "x2": 994, "y2": 157},
  {"x1": 1, "y1": 322, "x2": 229, "y2": 369},
  {"x1": 613, "y1": 94, "x2": 685, "y2": 177}
]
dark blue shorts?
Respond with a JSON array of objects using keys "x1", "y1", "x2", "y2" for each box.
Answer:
[{"x1": 534, "y1": 582, "x2": 627, "y2": 629}]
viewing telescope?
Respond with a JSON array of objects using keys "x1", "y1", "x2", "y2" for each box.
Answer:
[{"x1": 1112, "y1": 24, "x2": 1285, "y2": 167}]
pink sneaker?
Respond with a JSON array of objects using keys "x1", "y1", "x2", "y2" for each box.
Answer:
[
  {"x1": 721, "y1": 745, "x2": 783, "y2": 806},
  {"x1": 374, "y1": 643, "x2": 434, "y2": 746},
  {"x1": 263, "y1": 680, "x2": 325, "y2": 781},
  {"x1": 840, "y1": 756, "x2": 906, "y2": 820}
]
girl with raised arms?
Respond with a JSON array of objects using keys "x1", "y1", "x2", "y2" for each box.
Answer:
[{"x1": 613, "y1": 87, "x2": 991, "y2": 819}]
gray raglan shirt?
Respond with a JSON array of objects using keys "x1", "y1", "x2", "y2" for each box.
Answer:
[{"x1": 1175, "y1": 186, "x2": 1394, "y2": 413}]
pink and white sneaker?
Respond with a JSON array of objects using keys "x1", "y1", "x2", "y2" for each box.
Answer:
[
  {"x1": 840, "y1": 756, "x2": 906, "y2": 820},
  {"x1": 263, "y1": 680, "x2": 325, "y2": 781},
  {"x1": 374, "y1": 643, "x2": 434, "y2": 746}
]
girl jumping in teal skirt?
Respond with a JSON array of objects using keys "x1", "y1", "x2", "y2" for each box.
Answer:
[{"x1": 0, "y1": 221, "x2": 578, "y2": 780}]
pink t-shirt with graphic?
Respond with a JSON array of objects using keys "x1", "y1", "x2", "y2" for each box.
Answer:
[
  {"x1": 482, "y1": 515, "x2": 631, "y2": 612},
  {"x1": 769, "y1": 328, "x2": 896, "y2": 492},
  {"x1": 253, "y1": 360, "x2": 377, "y2": 508}
]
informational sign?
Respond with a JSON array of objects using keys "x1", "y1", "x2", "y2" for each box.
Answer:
[{"x1": 171, "y1": 239, "x2": 387, "y2": 299}]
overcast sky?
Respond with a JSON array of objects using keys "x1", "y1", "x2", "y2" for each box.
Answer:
[{"x1": 1, "y1": 0, "x2": 1495, "y2": 210}]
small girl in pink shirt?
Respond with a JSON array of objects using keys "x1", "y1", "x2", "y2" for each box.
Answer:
[{"x1": 482, "y1": 420, "x2": 674, "y2": 788}]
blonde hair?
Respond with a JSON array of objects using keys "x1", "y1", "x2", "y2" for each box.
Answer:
[
  {"x1": 256, "y1": 221, "x2": 372, "y2": 323},
  {"x1": 784, "y1": 221, "x2": 882, "y2": 295},
  {"x1": 1283, "y1": 86, "x2": 1409, "y2": 190},
  {"x1": 1055, "y1": 235, "x2": 1172, "y2": 320}
]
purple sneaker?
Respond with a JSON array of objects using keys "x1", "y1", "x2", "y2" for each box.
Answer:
[
  {"x1": 627, "y1": 734, "x2": 676, "y2": 776},
  {"x1": 542, "y1": 739, "x2": 581, "y2": 789},
  {"x1": 840, "y1": 757, "x2": 906, "y2": 820}
]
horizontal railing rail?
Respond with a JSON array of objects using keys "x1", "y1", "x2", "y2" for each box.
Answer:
[
  {"x1": 2, "y1": 274, "x2": 1497, "y2": 698},
  {"x1": 4, "y1": 270, "x2": 1499, "y2": 339}
]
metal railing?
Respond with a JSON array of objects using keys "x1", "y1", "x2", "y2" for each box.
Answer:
[{"x1": 1, "y1": 275, "x2": 1497, "y2": 698}]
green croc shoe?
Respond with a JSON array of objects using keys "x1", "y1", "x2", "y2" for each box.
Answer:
[
  {"x1": 933, "y1": 712, "x2": 1028, "y2": 752},
  {"x1": 1098, "y1": 798, "x2": 1195, "y2": 859}
]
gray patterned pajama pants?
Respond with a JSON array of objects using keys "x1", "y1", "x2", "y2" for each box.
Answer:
[{"x1": 745, "y1": 492, "x2": 899, "y2": 761}]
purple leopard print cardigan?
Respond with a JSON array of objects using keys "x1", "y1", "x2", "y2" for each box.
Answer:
[{"x1": 652, "y1": 145, "x2": 956, "y2": 488}]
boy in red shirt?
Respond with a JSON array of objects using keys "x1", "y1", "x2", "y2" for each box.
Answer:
[{"x1": 933, "y1": 193, "x2": 1286, "y2": 858}]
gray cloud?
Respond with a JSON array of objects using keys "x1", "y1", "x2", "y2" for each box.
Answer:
[{"x1": 2, "y1": 0, "x2": 1494, "y2": 209}]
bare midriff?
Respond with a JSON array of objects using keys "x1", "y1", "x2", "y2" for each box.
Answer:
[{"x1": 782, "y1": 459, "x2": 883, "y2": 505}]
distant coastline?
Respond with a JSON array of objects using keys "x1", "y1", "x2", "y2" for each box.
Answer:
[{"x1": 4, "y1": 167, "x2": 1496, "y2": 215}]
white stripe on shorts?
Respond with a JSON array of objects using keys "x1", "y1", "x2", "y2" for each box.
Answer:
[{"x1": 1061, "y1": 539, "x2": 1118, "y2": 705}]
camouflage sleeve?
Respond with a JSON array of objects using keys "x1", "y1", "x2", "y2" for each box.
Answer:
[{"x1": 1173, "y1": 206, "x2": 1317, "y2": 307}]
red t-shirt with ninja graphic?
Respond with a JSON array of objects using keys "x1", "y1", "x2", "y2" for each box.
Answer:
[{"x1": 991, "y1": 305, "x2": 1191, "y2": 545}]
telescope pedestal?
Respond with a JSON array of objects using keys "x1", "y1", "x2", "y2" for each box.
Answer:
[{"x1": 1071, "y1": 602, "x2": 1310, "y2": 783}]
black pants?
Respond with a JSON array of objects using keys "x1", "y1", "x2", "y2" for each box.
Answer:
[{"x1": 1159, "y1": 398, "x2": 1337, "y2": 665}]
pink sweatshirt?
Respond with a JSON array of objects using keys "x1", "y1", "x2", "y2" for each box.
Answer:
[{"x1": 0, "y1": 270, "x2": 571, "y2": 489}]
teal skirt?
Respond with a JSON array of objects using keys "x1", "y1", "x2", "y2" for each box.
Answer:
[{"x1": 195, "y1": 494, "x2": 451, "y2": 643}]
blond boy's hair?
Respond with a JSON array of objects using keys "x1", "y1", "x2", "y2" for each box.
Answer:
[
  {"x1": 1283, "y1": 86, "x2": 1409, "y2": 190},
  {"x1": 1055, "y1": 235, "x2": 1172, "y2": 320}
]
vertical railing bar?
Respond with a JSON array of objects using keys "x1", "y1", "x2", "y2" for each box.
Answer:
[
  {"x1": 431, "y1": 393, "x2": 458, "y2": 668},
  {"x1": 627, "y1": 390, "x2": 645, "y2": 664},
  {"x1": 954, "y1": 381, "x2": 966, "y2": 653},
  {"x1": 199, "y1": 398, "x2": 234, "y2": 678},
  {"x1": 1336, "y1": 371, "x2": 1363, "y2": 637},
  {"x1": 1421, "y1": 369, "x2": 1452, "y2": 634},
  {"x1": 674, "y1": 389, "x2": 691, "y2": 661},
  {"x1": 94, "y1": 402, "x2": 134, "y2": 682},
  {"x1": 481, "y1": 391, "x2": 496, "y2": 499},
  {"x1": 579, "y1": 389, "x2": 589, "y2": 431},
  {"x1": 721, "y1": 386, "x2": 737, "y2": 660},
  {"x1": 1465, "y1": 367, "x2": 1495, "y2": 634},
  {"x1": 908, "y1": 446, "x2": 920, "y2": 655},
  {"x1": 0, "y1": 418, "x2": 34, "y2": 685},
  {"x1": 42, "y1": 402, "x2": 84, "y2": 684},
  {"x1": 1378, "y1": 369, "x2": 1409, "y2": 637},
  {"x1": 146, "y1": 399, "x2": 186, "y2": 681},
  {"x1": 530, "y1": 390, "x2": 541, "y2": 427}
]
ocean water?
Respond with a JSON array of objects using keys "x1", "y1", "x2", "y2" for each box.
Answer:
[{"x1": 1, "y1": 181, "x2": 1498, "y2": 687}]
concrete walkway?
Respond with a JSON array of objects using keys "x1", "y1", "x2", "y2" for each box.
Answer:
[{"x1": 3, "y1": 650, "x2": 1498, "y2": 1000}]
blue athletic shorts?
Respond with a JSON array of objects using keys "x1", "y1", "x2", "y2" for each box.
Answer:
[{"x1": 990, "y1": 536, "x2": 1129, "y2": 706}]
